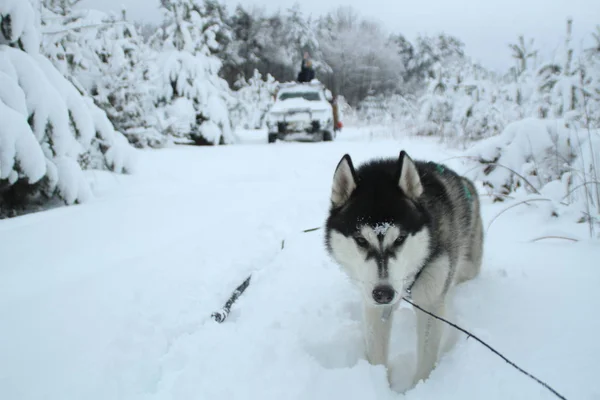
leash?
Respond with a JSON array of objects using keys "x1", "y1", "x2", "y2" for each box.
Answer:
[
  {"x1": 402, "y1": 297, "x2": 567, "y2": 400},
  {"x1": 210, "y1": 225, "x2": 568, "y2": 399}
]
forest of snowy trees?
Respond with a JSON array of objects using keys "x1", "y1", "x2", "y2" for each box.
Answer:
[{"x1": 1, "y1": 0, "x2": 599, "y2": 219}]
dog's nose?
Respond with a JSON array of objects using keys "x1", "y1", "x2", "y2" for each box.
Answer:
[{"x1": 372, "y1": 286, "x2": 395, "y2": 304}]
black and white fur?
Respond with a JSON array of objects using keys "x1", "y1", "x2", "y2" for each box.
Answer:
[{"x1": 324, "y1": 151, "x2": 483, "y2": 389}]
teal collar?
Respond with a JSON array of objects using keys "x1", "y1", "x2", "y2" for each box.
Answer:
[{"x1": 433, "y1": 163, "x2": 472, "y2": 202}]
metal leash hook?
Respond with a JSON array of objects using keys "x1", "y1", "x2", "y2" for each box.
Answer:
[
  {"x1": 210, "y1": 226, "x2": 322, "y2": 323},
  {"x1": 211, "y1": 276, "x2": 252, "y2": 323}
]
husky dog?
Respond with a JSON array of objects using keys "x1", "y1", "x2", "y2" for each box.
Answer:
[{"x1": 324, "y1": 151, "x2": 483, "y2": 388}]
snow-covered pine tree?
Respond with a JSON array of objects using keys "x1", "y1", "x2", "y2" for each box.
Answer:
[
  {"x1": 451, "y1": 63, "x2": 509, "y2": 142},
  {"x1": 528, "y1": 20, "x2": 584, "y2": 124},
  {"x1": 415, "y1": 66, "x2": 456, "y2": 138},
  {"x1": 87, "y1": 10, "x2": 167, "y2": 148},
  {"x1": 413, "y1": 41, "x2": 470, "y2": 140},
  {"x1": 220, "y1": 4, "x2": 267, "y2": 84},
  {"x1": 40, "y1": 3, "x2": 166, "y2": 148},
  {"x1": 0, "y1": 0, "x2": 134, "y2": 217},
  {"x1": 151, "y1": 0, "x2": 235, "y2": 145},
  {"x1": 200, "y1": 0, "x2": 233, "y2": 57},
  {"x1": 39, "y1": 0, "x2": 98, "y2": 85},
  {"x1": 404, "y1": 33, "x2": 466, "y2": 94},
  {"x1": 280, "y1": 4, "x2": 321, "y2": 73},
  {"x1": 229, "y1": 69, "x2": 278, "y2": 130},
  {"x1": 509, "y1": 35, "x2": 537, "y2": 76}
]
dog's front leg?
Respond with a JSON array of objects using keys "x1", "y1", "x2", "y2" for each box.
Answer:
[
  {"x1": 410, "y1": 256, "x2": 451, "y2": 386},
  {"x1": 363, "y1": 304, "x2": 393, "y2": 367},
  {"x1": 413, "y1": 301, "x2": 445, "y2": 385}
]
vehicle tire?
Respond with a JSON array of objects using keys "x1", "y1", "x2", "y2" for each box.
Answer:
[
  {"x1": 323, "y1": 131, "x2": 333, "y2": 141},
  {"x1": 268, "y1": 133, "x2": 277, "y2": 143}
]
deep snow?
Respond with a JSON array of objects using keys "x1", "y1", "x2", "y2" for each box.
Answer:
[{"x1": 1, "y1": 128, "x2": 599, "y2": 400}]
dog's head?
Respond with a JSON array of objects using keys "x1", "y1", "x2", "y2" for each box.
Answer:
[{"x1": 325, "y1": 151, "x2": 431, "y2": 307}]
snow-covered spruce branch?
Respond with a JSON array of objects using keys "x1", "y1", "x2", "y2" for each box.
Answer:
[{"x1": 41, "y1": 21, "x2": 128, "y2": 35}]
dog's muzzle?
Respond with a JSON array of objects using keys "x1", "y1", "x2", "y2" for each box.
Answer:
[{"x1": 372, "y1": 285, "x2": 395, "y2": 305}]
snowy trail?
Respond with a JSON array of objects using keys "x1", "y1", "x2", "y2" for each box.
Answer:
[{"x1": 1, "y1": 131, "x2": 599, "y2": 400}]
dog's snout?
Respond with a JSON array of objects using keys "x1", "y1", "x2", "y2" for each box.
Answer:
[{"x1": 372, "y1": 285, "x2": 395, "y2": 304}]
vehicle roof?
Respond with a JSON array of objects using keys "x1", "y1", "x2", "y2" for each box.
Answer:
[{"x1": 277, "y1": 81, "x2": 325, "y2": 93}]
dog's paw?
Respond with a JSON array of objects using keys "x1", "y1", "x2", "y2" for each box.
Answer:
[
  {"x1": 387, "y1": 353, "x2": 415, "y2": 393},
  {"x1": 411, "y1": 368, "x2": 433, "y2": 388}
]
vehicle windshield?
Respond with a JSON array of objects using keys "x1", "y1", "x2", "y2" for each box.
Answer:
[{"x1": 278, "y1": 91, "x2": 321, "y2": 101}]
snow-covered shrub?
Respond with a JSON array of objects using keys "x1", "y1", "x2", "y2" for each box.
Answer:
[
  {"x1": 353, "y1": 93, "x2": 417, "y2": 133},
  {"x1": 334, "y1": 95, "x2": 352, "y2": 126},
  {"x1": 415, "y1": 78, "x2": 455, "y2": 137},
  {"x1": 0, "y1": 0, "x2": 134, "y2": 216},
  {"x1": 356, "y1": 93, "x2": 391, "y2": 125},
  {"x1": 150, "y1": 0, "x2": 235, "y2": 145},
  {"x1": 464, "y1": 118, "x2": 584, "y2": 197},
  {"x1": 229, "y1": 69, "x2": 278, "y2": 130},
  {"x1": 413, "y1": 59, "x2": 515, "y2": 143},
  {"x1": 407, "y1": 22, "x2": 600, "y2": 146}
]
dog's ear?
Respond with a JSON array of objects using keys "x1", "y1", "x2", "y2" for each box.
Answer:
[
  {"x1": 397, "y1": 151, "x2": 423, "y2": 199},
  {"x1": 331, "y1": 154, "x2": 357, "y2": 208}
]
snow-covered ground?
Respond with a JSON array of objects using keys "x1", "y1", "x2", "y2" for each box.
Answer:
[{"x1": 1, "y1": 129, "x2": 598, "y2": 400}]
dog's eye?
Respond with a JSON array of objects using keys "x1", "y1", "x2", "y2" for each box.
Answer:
[
  {"x1": 394, "y1": 235, "x2": 407, "y2": 246},
  {"x1": 354, "y1": 236, "x2": 369, "y2": 248}
]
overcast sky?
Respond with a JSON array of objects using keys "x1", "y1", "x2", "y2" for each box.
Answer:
[{"x1": 79, "y1": 0, "x2": 599, "y2": 72}]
